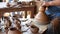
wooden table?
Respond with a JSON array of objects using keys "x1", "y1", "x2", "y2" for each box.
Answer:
[
  {"x1": 0, "y1": 18, "x2": 48, "y2": 34},
  {"x1": 0, "y1": 19, "x2": 41, "y2": 34}
]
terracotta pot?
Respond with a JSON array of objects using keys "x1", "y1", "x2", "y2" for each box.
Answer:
[
  {"x1": 4, "y1": 18, "x2": 11, "y2": 28},
  {"x1": 30, "y1": 25, "x2": 39, "y2": 33},
  {"x1": 34, "y1": 6, "x2": 49, "y2": 25},
  {"x1": 8, "y1": 28, "x2": 22, "y2": 34},
  {"x1": 14, "y1": 18, "x2": 21, "y2": 30},
  {"x1": 6, "y1": 2, "x2": 10, "y2": 7}
]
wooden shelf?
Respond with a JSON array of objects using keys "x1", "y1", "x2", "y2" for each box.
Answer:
[{"x1": 0, "y1": 5, "x2": 35, "y2": 18}]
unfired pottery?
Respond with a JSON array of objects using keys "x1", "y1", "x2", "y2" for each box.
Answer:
[{"x1": 34, "y1": 6, "x2": 49, "y2": 25}]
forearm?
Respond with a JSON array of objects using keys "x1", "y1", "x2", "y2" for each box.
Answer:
[
  {"x1": 43, "y1": 0, "x2": 60, "y2": 6},
  {"x1": 48, "y1": 1, "x2": 60, "y2": 6}
]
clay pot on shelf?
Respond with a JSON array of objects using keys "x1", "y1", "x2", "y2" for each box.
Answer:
[
  {"x1": 29, "y1": 1, "x2": 36, "y2": 6},
  {"x1": 34, "y1": 6, "x2": 49, "y2": 25},
  {"x1": 6, "y1": 2, "x2": 10, "y2": 7},
  {"x1": 21, "y1": 1, "x2": 26, "y2": 5},
  {"x1": 30, "y1": 25, "x2": 39, "y2": 33},
  {"x1": 8, "y1": 28, "x2": 22, "y2": 34}
]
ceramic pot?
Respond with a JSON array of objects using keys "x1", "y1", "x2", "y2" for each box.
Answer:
[
  {"x1": 8, "y1": 28, "x2": 22, "y2": 34},
  {"x1": 30, "y1": 25, "x2": 39, "y2": 33},
  {"x1": 34, "y1": 6, "x2": 49, "y2": 25},
  {"x1": 14, "y1": 18, "x2": 21, "y2": 30},
  {"x1": 6, "y1": 2, "x2": 10, "y2": 7},
  {"x1": 4, "y1": 19, "x2": 11, "y2": 28}
]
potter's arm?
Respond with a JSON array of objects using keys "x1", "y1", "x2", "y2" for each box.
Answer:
[{"x1": 42, "y1": 0, "x2": 60, "y2": 7}]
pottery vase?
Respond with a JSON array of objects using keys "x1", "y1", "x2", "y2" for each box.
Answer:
[
  {"x1": 34, "y1": 6, "x2": 49, "y2": 25},
  {"x1": 14, "y1": 18, "x2": 21, "y2": 30}
]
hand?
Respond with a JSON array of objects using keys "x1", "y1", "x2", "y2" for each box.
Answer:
[{"x1": 42, "y1": 1, "x2": 49, "y2": 7}]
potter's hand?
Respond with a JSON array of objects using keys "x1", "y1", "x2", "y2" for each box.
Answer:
[
  {"x1": 42, "y1": 1, "x2": 49, "y2": 7},
  {"x1": 42, "y1": 0, "x2": 60, "y2": 6}
]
